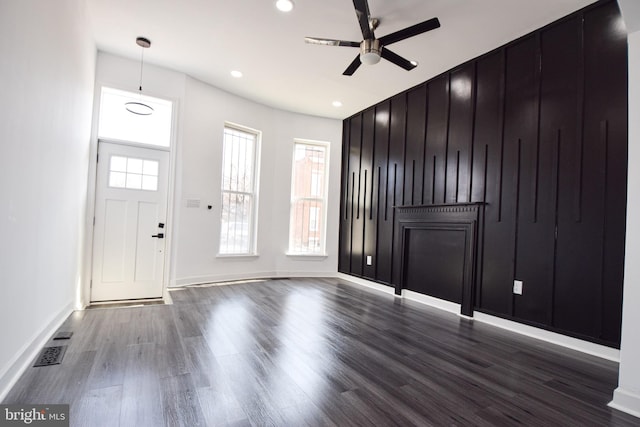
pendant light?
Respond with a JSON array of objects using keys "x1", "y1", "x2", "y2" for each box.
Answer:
[{"x1": 125, "y1": 37, "x2": 154, "y2": 115}]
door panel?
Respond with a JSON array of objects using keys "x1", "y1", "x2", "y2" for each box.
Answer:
[{"x1": 101, "y1": 199, "x2": 128, "y2": 283}]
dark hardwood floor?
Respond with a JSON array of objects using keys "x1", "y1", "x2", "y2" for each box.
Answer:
[{"x1": 4, "y1": 278, "x2": 638, "y2": 426}]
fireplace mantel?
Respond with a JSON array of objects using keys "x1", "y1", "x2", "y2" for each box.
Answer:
[{"x1": 393, "y1": 203, "x2": 485, "y2": 316}]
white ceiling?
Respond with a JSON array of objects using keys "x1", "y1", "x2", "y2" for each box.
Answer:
[{"x1": 87, "y1": 0, "x2": 596, "y2": 120}]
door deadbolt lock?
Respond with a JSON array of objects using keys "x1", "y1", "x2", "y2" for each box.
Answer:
[{"x1": 151, "y1": 233, "x2": 164, "y2": 239}]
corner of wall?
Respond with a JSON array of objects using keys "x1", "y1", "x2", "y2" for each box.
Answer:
[{"x1": 610, "y1": 388, "x2": 640, "y2": 419}]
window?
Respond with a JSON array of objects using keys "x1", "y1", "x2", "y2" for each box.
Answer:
[
  {"x1": 98, "y1": 87, "x2": 173, "y2": 147},
  {"x1": 219, "y1": 124, "x2": 260, "y2": 255},
  {"x1": 108, "y1": 156, "x2": 159, "y2": 191},
  {"x1": 289, "y1": 141, "x2": 329, "y2": 255}
]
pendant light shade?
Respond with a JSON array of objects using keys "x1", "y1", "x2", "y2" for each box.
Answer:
[{"x1": 125, "y1": 37, "x2": 154, "y2": 115}]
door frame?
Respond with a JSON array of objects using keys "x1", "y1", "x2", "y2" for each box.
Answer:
[{"x1": 80, "y1": 82, "x2": 179, "y2": 308}]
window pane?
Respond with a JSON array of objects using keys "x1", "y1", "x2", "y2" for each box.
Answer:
[
  {"x1": 143, "y1": 160, "x2": 158, "y2": 176},
  {"x1": 98, "y1": 87, "x2": 173, "y2": 147},
  {"x1": 109, "y1": 171, "x2": 126, "y2": 188},
  {"x1": 110, "y1": 156, "x2": 127, "y2": 172},
  {"x1": 290, "y1": 199, "x2": 323, "y2": 253},
  {"x1": 220, "y1": 192, "x2": 253, "y2": 254},
  {"x1": 126, "y1": 173, "x2": 142, "y2": 189},
  {"x1": 127, "y1": 158, "x2": 143, "y2": 174}
]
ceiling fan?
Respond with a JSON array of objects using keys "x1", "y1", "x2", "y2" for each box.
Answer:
[{"x1": 305, "y1": 0, "x2": 441, "y2": 76}]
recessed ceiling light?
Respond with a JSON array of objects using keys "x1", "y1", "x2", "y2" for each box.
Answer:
[
  {"x1": 276, "y1": 0, "x2": 294, "y2": 12},
  {"x1": 332, "y1": 101, "x2": 343, "y2": 107},
  {"x1": 230, "y1": 70, "x2": 243, "y2": 78}
]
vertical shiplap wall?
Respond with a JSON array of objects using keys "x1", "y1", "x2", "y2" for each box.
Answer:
[{"x1": 338, "y1": 0, "x2": 627, "y2": 347}]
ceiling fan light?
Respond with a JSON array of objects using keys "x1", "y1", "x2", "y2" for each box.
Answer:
[
  {"x1": 360, "y1": 39, "x2": 381, "y2": 65},
  {"x1": 275, "y1": 0, "x2": 294, "y2": 12},
  {"x1": 360, "y1": 51, "x2": 381, "y2": 65}
]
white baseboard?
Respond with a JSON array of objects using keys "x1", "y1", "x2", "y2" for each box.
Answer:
[
  {"x1": 337, "y1": 275, "x2": 461, "y2": 314},
  {"x1": 0, "y1": 302, "x2": 73, "y2": 402},
  {"x1": 336, "y1": 273, "x2": 396, "y2": 296},
  {"x1": 610, "y1": 387, "x2": 640, "y2": 419},
  {"x1": 171, "y1": 271, "x2": 338, "y2": 288},
  {"x1": 276, "y1": 271, "x2": 338, "y2": 279},
  {"x1": 473, "y1": 312, "x2": 620, "y2": 362},
  {"x1": 338, "y1": 274, "x2": 619, "y2": 362},
  {"x1": 402, "y1": 289, "x2": 462, "y2": 315}
]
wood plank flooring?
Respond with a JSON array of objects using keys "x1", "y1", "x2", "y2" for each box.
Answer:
[{"x1": 3, "y1": 278, "x2": 638, "y2": 426}]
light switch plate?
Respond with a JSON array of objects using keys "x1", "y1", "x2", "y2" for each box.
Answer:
[{"x1": 513, "y1": 280, "x2": 523, "y2": 295}]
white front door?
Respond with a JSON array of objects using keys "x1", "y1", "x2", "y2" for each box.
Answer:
[{"x1": 91, "y1": 141, "x2": 170, "y2": 302}]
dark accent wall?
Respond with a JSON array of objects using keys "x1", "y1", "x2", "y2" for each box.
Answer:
[{"x1": 338, "y1": 0, "x2": 627, "y2": 348}]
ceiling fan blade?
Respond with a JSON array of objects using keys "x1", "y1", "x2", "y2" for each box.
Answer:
[
  {"x1": 381, "y1": 48, "x2": 417, "y2": 71},
  {"x1": 343, "y1": 55, "x2": 362, "y2": 76},
  {"x1": 304, "y1": 37, "x2": 360, "y2": 48},
  {"x1": 379, "y1": 17, "x2": 440, "y2": 46},
  {"x1": 352, "y1": 0, "x2": 374, "y2": 40}
]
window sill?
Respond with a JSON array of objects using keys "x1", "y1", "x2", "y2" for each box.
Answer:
[
  {"x1": 286, "y1": 253, "x2": 328, "y2": 260},
  {"x1": 216, "y1": 253, "x2": 260, "y2": 259}
]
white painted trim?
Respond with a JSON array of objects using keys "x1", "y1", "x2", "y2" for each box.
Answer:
[
  {"x1": 402, "y1": 289, "x2": 462, "y2": 315},
  {"x1": 0, "y1": 302, "x2": 73, "y2": 402},
  {"x1": 338, "y1": 274, "x2": 620, "y2": 361},
  {"x1": 472, "y1": 312, "x2": 619, "y2": 362},
  {"x1": 610, "y1": 388, "x2": 640, "y2": 419}
]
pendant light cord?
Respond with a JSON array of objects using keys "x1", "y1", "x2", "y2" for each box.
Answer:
[{"x1": 138, "y1": 47, "x2": 145, "y2": 92}]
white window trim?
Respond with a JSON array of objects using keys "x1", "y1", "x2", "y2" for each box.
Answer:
[
  {"x1": 217, "y1": 122, "x2": 261, "y2": 257},
  {"x1": 287, "y1": 139, "x2": 330, "y2": 256}
]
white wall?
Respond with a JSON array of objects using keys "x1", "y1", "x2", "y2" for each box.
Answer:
[
  {"x1": 175, "y1": 77, "x2": 342, "y2": 284},
  {"x1": 93, "y1": 54, "x2": 342, "y2": 288},
  {"x1": 611, "y1": 2, "x2": 640, "y2": 418},
  {"x1": 0, "y1": 0, "x2": 96, "y2": 398}
]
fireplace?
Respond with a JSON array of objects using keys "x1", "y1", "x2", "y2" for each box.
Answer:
[{"x1": 393, "y1": 203, "x2": 484, "y2": 316}]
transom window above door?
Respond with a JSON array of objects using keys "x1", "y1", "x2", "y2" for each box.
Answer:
[{"x1": 98, "y1": 87, "x2": 173, "y2": 147}]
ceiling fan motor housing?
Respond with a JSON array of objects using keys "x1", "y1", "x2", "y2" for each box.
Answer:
[{"x1": 360, "y1": 39, "x2": 381, "y2": 65}]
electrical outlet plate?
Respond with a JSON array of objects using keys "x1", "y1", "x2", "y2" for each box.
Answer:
[
  {"x1": 513, "y1": 280, "x2": 523, "y2": 295},
  {"x1": 366, "y1": 255, "x2": 372, "y2": 266}
]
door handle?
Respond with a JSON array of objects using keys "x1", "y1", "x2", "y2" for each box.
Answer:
[{"x1": 151, "y1": 233, "x2": 164, "y2": 239}]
